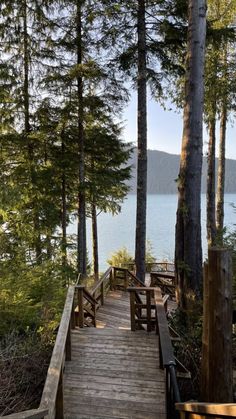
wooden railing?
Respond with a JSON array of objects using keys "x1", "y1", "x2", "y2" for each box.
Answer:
[
  {"x1": 154, "y1": 288, "x2": 181, "y2": 419},
  {"x1": 176, "y1": 402, "x2": 236, "y2": 418},
  {"x1": 39, "y1": 285, "x2": 76, "y2": 419},
  {"x1": 120, "y1": 261, "x2": 175, "y2": 273},
  {"x1": 150, "y1": 271, "x2": 176, "y2": 299},
  {"x1": 111, "y1": 266, "x2": 144, "y2": 290},
  {"x1": 0, "y1": 409, "x2": 48, "y2": 419},
  {"x1": 127, "y1": 286, "x2": 181, "y2": 419},
  {"x1": 127, "y1": 287, "x2": 156, "y2": 332}
]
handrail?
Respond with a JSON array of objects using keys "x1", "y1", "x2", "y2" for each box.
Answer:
[
  {"x1": 40, "y1": 285, "x2": 75, "y2": 418},
  {"x1": 154, "y1": 287, "x2": 181, "y2": 419},
  {"x1": 0, "y1": 409, "x2": 48, "y2": 419},
  {"x1": 120, "y1": 261, "x2": 175, "y2": 271},
  {"x1": 91, "y1": 266, "x2": 112, "y2": 302},
  {"x1": 112, "y1": 266, "x2": 145, "y2": 289},
  {"x1": 126, "y1": 269, "x2": 145, "y2": 287},
  {"x1": 176, "y1": 402, "x2": 236, "y2": 418}
]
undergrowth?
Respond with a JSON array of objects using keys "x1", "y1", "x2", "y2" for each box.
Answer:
[
  {"x1": 0, "y1": 331, "x2": 52, "y2": 416},
  {"x1": 168, "y1": 306, "x2": 203, "y2": 401}
]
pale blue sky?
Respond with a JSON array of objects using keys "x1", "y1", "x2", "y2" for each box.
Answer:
[{"x1": 122, "y1": 92, "x2": 236, "y2": 160}]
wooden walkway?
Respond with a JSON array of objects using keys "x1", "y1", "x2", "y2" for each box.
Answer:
[{"x1": 63, "y1": 290, "x2": 166, "y2": 419}]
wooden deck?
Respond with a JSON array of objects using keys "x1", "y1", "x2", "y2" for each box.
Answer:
[{"x1": 63, "y1": 290, "x2": 166, "y2": 419}]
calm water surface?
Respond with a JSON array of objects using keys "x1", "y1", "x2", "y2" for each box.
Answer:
[{"x1": 70, "y1": 194, "x2": 236, "y2": 271}]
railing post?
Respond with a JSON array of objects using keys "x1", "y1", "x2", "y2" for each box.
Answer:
[
  {"x1": 146, "y1": 290, "x2": 152, "y2": 332},
  {"x1": 77, "y1": 285, "x2": 84, "y2": 328},
  {"x1": 65, "y1": 319, "x2": 71, "y2": 361},
  {"x1": 166, "y1": 368, "x2": 170, "y2": 419},
  {"x1": 129, "y1": 290, "x2": 136, "y2": 331},
  {"x1": 124, "y1": 269, "x2": 128, "y2": 289},
  {"x1": 101, "y1": 281, "x2": 104, "y2": 305},
  {"x1": 110, "y1": 267, "x2": 115, "y2": 290},
  {"x1": 56, "y1": 368, "x2": 64, "y2": 419},
  {"x1": 71, "y1": 294, "x2": 76, "y2": 330}
]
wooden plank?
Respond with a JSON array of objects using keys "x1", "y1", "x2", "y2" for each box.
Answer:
[
  {"x1": 64, "y1": 380, "x2": 162, "y2": 397},
  {"x1": 64, "y1": 395, "x2": 165, "y2": 414},
  {"x1": 64, "y1": 402, "x2": 164, "y2": 418},
  {"x1": 1, "y1": 410, "x2": 48, "y2": 419},
  {"x1": 176, "y1": 402, "x2": 236, "y2": 416},
  {"x1": 64, "y1": 366, "x2": 162, "y2": 382},
  {"x1": 64, "y1": 372, "x2": 164, "y2": 387}
]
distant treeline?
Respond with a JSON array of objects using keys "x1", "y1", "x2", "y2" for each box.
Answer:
[{"x1": 127, "y1": 149, "x2": 236, "y2": 194}]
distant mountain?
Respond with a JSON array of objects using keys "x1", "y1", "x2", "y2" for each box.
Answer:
[{"x1": 127, "y1": 149, "x2": 236, "y2": 194}]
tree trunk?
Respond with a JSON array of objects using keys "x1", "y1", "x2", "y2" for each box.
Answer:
[
  {"x1": 201, "y1": 248, "x2": 232, "y2": 402},
  {"x1": 207, "y1": 117, "x2": 216, "y2": 246},
  {"x1": 216, "y1": 103, "x2": 227, "y2": 240},
  {"x1": 175, "y1": 0, "x2": 206, "y2": 310},
  {"x1": 61, "y1": 135, "x2": 67, "y2": 271},
  {"x1": 76, "y1": 0, "x2": 86, "y2": 276},
  {"x1": 23, "y1": 0, "x2": 41, "y2": 262},
  {"x1": 91, "y1": 202, "x2": 99, "y2": 281},
  {"x1": 135, "y1": 0, "x2": 147, "y2": 284}
]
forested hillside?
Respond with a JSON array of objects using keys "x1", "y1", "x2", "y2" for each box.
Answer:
[{"x1": 128, "y1": 149, "x2": 236, "y2": 193}]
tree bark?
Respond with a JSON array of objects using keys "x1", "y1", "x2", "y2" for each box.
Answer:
[
  {"x1": 175, "y1": 0, "x2": 206, "y2": 309},
  {"x1": 76, "y1": 0, "x2": 86, "y2": 276},
  {"x1": 23, "y1": 0, "x2": 41, "y2": 262},
  {"x1": 91, "y1": 202, "x2": 99, "y2": 281},
  {"x1": 216, "y1": 103, "x2": 227, "y2": 240},
  {"x1": 201, "y1": 248, "x2": 232, "y2": 402},
  {"x1": 207, "y1": 117, "x2": 216, "y2": 246},
  {"x1": 135, "y1": 0, "x2": 147, "y2": 284},
  {"x1": 61, "y1": 135, "x2": 67, "y2": 271}
]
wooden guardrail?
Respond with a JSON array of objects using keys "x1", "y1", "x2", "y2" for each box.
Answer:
[
  {"x1": 0, "y1": 409, "x2": 48, "y2": 419},
  {"x1": 176, "y1": 402, "x2": 236, "y2": 418},
  {"x1": 120, "y1": 261, "x2": 175, "y2": 273},
  {"x1": 154, "y1": 288, "x2": 181, "y2": 419},
  {"x1": 150, "y1": 271, "x2": 176, "y2": 299},
  {"x1": 127, "y1": 287, "x2": 156, "y2": 332},
  {"x1": 39, "y1": 285, "x2": 75, "y2": 418},
  {"x1": 111, "y1": 266, "x2": 144, "y2": 290},
  {"x1": 127, "y1": 286, "x2": 181, "y2": 419}
]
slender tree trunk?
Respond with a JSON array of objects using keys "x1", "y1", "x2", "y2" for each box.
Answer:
[
  {"x1": 23, "y1": 0, "x2": 41, "y2": 262},
  {"x1": 216, "y1": 102, "x2": 227, "y2": 240},
  {"x1": 207, "y1": 117, "x2": 217, "y2": 246},
  {"x1": 76, "y1": 0, "x2": 86, "y2": 276},
  {"x1": 61, "y1": 135, "x2": 67, "y2": 270},
  {"x1": 91, "y1": 202, "x2": 99, "y2": 280},
  {"x1": 135, "y1": 0, "x2": 147, "y2": 283},
  {"x1": 46, "y1": 231, "x2": 52, "y2": 260},
  {"x1": 175, "y1": 0, "x2": 206, "y2": 310}
]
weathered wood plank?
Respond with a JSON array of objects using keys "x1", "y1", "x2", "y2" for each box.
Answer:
[
  {"x1": 0, "y1": 410, "x2": 48, "y2": 419},
  {"x1": 176, "y1": 402, "x2": 236, "y2": 416},
  {"x1": 64, "y1": 395, "x2": 165, "y2": 414}
]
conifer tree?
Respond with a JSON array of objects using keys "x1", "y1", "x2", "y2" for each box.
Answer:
[{"x1": 175, "y1": 0, "x2": 207, "y2": 309}]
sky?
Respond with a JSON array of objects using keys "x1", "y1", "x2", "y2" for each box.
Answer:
[{"x1": 122, "y1": 92, "x2": 236, "y2": 160}]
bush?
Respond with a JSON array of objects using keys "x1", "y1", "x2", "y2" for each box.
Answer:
[
  {"x1": 107, "y1": 240, "x2": 156, "y2": 268},
  {"x1": 0, "y1": 331, "x2": 52, "y2": 416},
  {"x1": 107, "y1": 247, "x2": 133, "y2": 267}
]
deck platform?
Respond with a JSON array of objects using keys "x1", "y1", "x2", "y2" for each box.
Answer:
[{"x1": 63, "y1": 290, "x2": 166, "y2": 418}]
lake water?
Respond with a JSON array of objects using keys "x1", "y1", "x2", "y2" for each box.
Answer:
[{"x1": 70, "y1": 194, "x2": 236, "y2": 271}]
